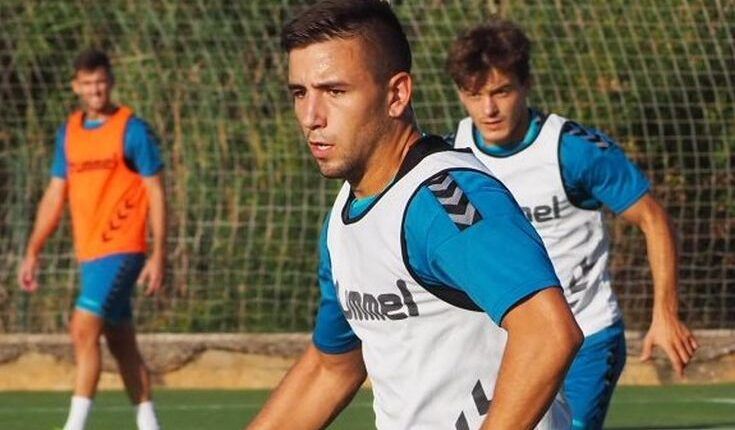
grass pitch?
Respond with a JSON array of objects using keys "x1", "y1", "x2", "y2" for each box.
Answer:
[{"x1": 1, "y1": 384, "x2": 733, "y2": 429}]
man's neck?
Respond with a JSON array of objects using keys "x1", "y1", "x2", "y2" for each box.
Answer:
[
  {"x1": 351, "y1": 125, "x2": 422, "y2": 198},
  {"x1": 473, "y1": 108, "x2": 542, "y2": 157},
  {"x1": 84, "y1": 104, "x2": 117, "y2": 122}
]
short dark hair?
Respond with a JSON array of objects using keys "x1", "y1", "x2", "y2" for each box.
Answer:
[
  {"x1": 281, "y1": 0, "x2": 411, "y2": 81},
  {"x1": 447, "y1": 19, "x2": 531, "y2": 92},
  {"x1": 73, "y1": 49, "x2": 112, "y2": 75}
]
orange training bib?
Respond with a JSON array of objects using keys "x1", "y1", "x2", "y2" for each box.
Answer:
[{"x1": 65, "y1": 106, "x2": 149, "y2": 261}]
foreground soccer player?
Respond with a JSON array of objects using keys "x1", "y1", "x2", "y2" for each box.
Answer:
[
  {"x1": 18, "y1": 50, "x2": 165, "y2": 430},
  {"x1": 247, "y1": 2, "x2": 582, "y2": 429},
  {"x1": 447, "y1": 20, "x2": 698, "y2": 430}
]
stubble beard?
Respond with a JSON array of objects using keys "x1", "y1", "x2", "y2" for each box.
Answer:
[
  {"x1": 315, "y1": 153, "x2": 365, "y2": 185},
  {"x1": 312, "y1": 110, "x2": 389, "y2": 186}
]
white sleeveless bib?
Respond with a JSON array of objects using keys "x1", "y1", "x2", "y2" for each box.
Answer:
[
  {"x1": 454, "y1": 115, "x2": 621, "y2": 336},
  {"x1": 327, "y1": 148, "x2": 569, "y2": 429}
]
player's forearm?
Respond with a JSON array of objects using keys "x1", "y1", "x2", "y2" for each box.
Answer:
[
  {"x1": 647, "y1": 213, "x2": 678, "y2": 316},
  {"x1": 484, "y1": 289, "x2": 582, "y2": 429},
  {"x1": 636, "y1": 197, "x2": 679, "y2": 317},
  {"x1": 247, "y1": 344, "x2": 366, "y2": 430},
  {"x1": 26, "y1": 180, "x2": 67, "y2": 257}
]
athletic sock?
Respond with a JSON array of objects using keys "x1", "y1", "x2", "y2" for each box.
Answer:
[
  {"x1": 136, "y1": 401, "x2": 160, "y2": 430},
  {"x1": 63, "y1": 395, "x2": 93, "y2": 430}
]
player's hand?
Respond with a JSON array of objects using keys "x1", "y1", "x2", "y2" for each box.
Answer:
[
  {"x1": 639, "y1": 312, "x2": 698, "y2": 377},
  {"x1": 137, "y1": 253, "x2": 165, "y2": 296},
  {"x1": 18, "y1": 254, "x2": 40, "y2": 293}
]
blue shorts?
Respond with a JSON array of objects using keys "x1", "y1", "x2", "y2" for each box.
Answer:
[
  {"x1": 76, "y1": 253, "x2": 145, "y2": 324},
  {"x1": 564, "y1": 319, "x2": 627, "y2": 430}
]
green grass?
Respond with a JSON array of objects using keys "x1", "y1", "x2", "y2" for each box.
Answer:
[{"x1": 0, "y1": 384, "x2": 734, "y2": 429}]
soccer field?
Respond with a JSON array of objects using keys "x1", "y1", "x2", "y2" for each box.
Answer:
[{"x1": 1, "y1": 384, "x2": 734, "y2": 429}]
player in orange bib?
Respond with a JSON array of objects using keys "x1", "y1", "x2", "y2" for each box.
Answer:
[{"x1": 17, "y1": 49, "x2": 166, "y2": 430}]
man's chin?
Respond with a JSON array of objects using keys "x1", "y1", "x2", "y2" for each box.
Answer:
[
  {"x1": 314, "y1": 161, "x2": 345, "y2": 180},
  {"x1": 318, "y1": 170, "x2": 344, "y2": 180},
  {"x1": 85, "y1": 105, "x2": 107, "y2": 113}
]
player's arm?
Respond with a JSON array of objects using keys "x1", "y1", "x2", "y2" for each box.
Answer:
[
  {"x1": 247, "y1": 214, "x2": 365, "y2": 429},
  {"x1": 620, "y1": 193, "x2": 697, "y2": 376},
  {"x1": 125, "y1": 118, "x2": 167, "y2": 295},
  {"x1": 138, "y1": 174, "x2": 166, "y2": 295},
  {"x1": 566, "y1": 129, "x2": 698, "y2": 375},
  {"x1": 246, "y1": 343, "x2": 366, "y2": 430},
  {"x1": 484, "y1": 288, "x2": 581, "y2": 429},
  {"x1": 408, "y1": 171, "x2": 581, "y2": 429},
  {"x1": 18, "y1": 177, "x2": 67, "y2": 292}
]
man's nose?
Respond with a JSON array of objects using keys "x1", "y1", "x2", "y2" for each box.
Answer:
[
  {"x1": 302, "y1": 94, "x2": 326, "y2": 130},
  {"x1": 483, "y1": 95, "x2": 499, "y2": 116}
]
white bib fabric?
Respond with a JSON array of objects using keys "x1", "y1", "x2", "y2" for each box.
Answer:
[
  {"x1": 327, "y1": 148, "x2": 569, "y2": 429},
  {"x1": 454, "y1": 115, "x2": 621, "y2": 336}
]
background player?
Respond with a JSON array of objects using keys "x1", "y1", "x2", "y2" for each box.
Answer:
[
  {"x1": 17, "y1": 49, "x2": 166, "y2": 430},
  {"x1": 447, "y1": 19, "x2": 698, "y2": 429},
  {"x1": 248, "y1": 1, "x2": 582, "y2": 429}
]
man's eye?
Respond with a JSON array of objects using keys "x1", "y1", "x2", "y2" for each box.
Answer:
[
  {"x1": 328, "y1": 89, "x2": 345, "y2": 97},
  {"x1": 291, "y1": 90, "x2": 305, "y2": 99}
]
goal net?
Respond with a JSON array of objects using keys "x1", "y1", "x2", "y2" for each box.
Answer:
[{"x1": 0, "y1": 0, "x2": 732, "y2": 332}]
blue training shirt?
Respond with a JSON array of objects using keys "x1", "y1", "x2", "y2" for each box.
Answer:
[
  {"x1": 50, "y1": 115, "x2": 164, "y2": 178},
  {"x1": 313, "y1": 166, "x2": 560, "y2": 354},
  {"x1": 466, "y1": 109, "x2": 650, "y2": 215}
]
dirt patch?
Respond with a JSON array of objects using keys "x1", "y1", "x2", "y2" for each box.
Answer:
[{"x1": 1, "y1": 331, "x2": 732, "y2": 390}]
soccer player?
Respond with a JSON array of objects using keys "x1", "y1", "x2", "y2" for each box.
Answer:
[
  {"x1": 446, "y1": 20, "x2": 699, "y2": 430},
  {"x1": 247, "y1": 1, "x2": 582, "y2": 429},
  {"x1": 17, "y1": 49, "x2": 165, "y2": 430}
]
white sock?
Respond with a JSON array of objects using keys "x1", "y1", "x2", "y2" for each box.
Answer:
[
  {"x1": 63, "y1": 396, "x2": 92, "y2": 430},
  {"x1": 136, "y1": 401, "x2": 160, "y2": 430}
]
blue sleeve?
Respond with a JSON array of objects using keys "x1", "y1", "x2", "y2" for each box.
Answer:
[
  {"x1": 124, "y1": 117, "x2": 164, "y2": 177},
  {"x1": 560, "y1": 125, "x2": 650, "y2": 214},
  {"x1": 312, "y1": 213, "x2": 361, "y2": 354},
  {"x1": 50, "y1": 124, "x2": 67, "y2": 179},
  {"x1": 404, "y1": 170, "x2": 561, "y2": 325}
]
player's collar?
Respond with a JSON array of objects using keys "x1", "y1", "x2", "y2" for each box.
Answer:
[
  {"x1": 341, "y1": 134, "x2": 456, "y2": 224},
  {"x1": 471, "y1": 109, "x2": 545, "y2": 157},
  {"x1": 395, "y1": 134, "x2": 453, "y2": 180}
]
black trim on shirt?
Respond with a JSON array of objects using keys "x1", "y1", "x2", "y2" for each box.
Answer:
[
  {"x1": 399, "y1": 167, "x2": 503, "y2": 312},
  {"x1": 558, "y1": 121, "x2": 604, "y2": 211},
  {"x1": 340, "y1": 134, "x2": 469, "y2": 224}
]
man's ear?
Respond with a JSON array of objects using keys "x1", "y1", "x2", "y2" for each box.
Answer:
[
  {"x1": 71, "y1": 77, "x2": 80, "y2": 96},
  {"x1": 386, "y1": 71, "x2": 413, "y2": 118}
]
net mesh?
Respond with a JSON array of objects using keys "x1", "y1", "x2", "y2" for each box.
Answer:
[{"x1": 0, "y1": 0, "x2": 732, "y2": 333}]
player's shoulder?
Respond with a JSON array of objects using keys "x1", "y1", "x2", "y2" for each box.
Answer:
[
  {"x1": 124, "y1": 115, "x2": 161, "y2": 146},
  {"x1": 125, "y1": 115, "x2": 154, "y2": 133},
  {"x1": 408, "y1": 169, "x2": 518, "y2": 233},
  {"x1": 560, "y1": 118, "x2": 619, "y2": 153},
  {"x1": 429, "y1": 168, "x2": 508, "y2": 198}
]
